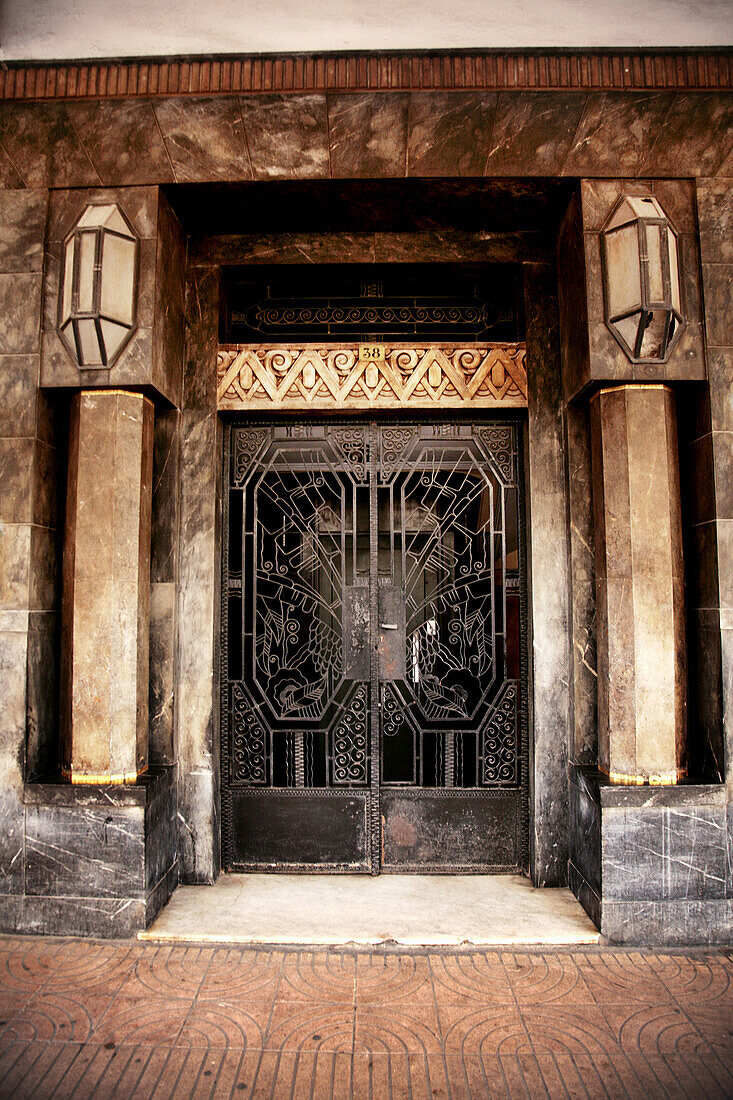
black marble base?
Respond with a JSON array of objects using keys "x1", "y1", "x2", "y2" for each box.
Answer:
[
  {"x1": 569, "y1": 765, "x2": 732, "y2": 945},
  {"x1": 0, "y1": 766, "x2": 178, "y2": 939}
]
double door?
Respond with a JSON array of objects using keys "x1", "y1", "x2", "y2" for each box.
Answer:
[{"x1": 221, "y1": 419, "x2": 527, "y2": 872}]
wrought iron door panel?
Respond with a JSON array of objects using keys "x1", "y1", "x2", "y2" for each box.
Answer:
[{"x1": 221, "y1": 419, "x2": 527, "y2": 873}]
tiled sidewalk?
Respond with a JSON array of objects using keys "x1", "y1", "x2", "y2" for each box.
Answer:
[{"x1": 0, "y1": 938, "x2": 731, "y2": 1098}]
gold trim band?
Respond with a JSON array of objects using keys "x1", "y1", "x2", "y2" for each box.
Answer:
[
  {"x1": 62, "y1": 767, "x2": 141, "y2": 785},
  {"x1": 603, "y1": 768, "x2": 680, "y2": 786},
  {"x1": 591, "y1": 383, "x2": 672, "y2": 402},
  {"x1": 80, "y1": 389, "x2": 154, "y2": 408}
]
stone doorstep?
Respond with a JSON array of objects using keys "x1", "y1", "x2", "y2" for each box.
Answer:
[{"x1": 138, "y1": 872, "x2": 601, "y2": 948}]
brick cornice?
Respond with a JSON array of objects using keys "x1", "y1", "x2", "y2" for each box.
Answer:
[{"x1": 1, "y1": 49, "x2": 732, "y2": 101}]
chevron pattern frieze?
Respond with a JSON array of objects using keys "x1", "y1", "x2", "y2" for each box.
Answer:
[{"x1": 217, "y1": 343, "x2": 527, "y2": 411}]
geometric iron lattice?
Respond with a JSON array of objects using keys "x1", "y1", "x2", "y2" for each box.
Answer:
[{"x1": 221, "y1": 419, "x2": 527, "y2": 873}]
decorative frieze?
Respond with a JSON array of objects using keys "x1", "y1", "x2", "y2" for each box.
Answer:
[{"x1": 217, "y1": 342, "x2": 527, "y2": 411}]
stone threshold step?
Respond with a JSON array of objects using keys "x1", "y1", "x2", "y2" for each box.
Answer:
[{"x1": 139, "y1": 872, "x2": 600, "y2": 947}]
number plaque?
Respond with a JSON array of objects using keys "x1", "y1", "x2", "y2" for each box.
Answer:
[{"x1": 358, "y1": 344, "x2": 386, "y2": 362}]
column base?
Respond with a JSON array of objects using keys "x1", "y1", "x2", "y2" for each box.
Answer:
[
  {"x1": 0, "y1": 766, "x2": 178, "y2": 939},
  {"x1": 569, "y1": 764, "x2": 732, "y2": 946}
]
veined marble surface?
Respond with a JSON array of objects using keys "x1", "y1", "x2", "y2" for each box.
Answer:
[{"x1": 140, "y1": 873, "x2": 600, "y2": 946}]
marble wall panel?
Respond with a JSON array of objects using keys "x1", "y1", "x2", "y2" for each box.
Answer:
[
  {"x1": 485, "y1": 92, "x2": 586, "y2": 177},
  {"x1": 0, "y1": 186, "x2": 50, "y2": 923},
  {"x1": 0, "y1": 356, "x2": 39, "y2": 438},
  {"x1": 29, "y1": 526, "x2": 59, "y2": 614},
  {"x1": 698, "y1": 179, "x2": 733, "y2": 266},
  {"x1": 25, "y1": 612, "x2": 58, "y2": 781},
  {"x1": 640, "y1": 94, "x2": 733, "y2": 178},
  {"x1": 0, "y1": 523, "x2": 31, "y2": 611},
  {"x1": 564, "y1": 403, "x2": 597, "y2": 764},
  {"x1": 0, "y1": 91, "x2": 730, "y2": 191},
  {"x1": 563, "y1": 92, "x2": 676, "y2": 178},
  {"x1": 0, "y1": 629, "x2": 27, "y2": 896},
  {"x1": 22, "y1": 894, "x2": 147, "y2": 938},
  {"x1": 64, "y1": 100, "x2": 174, "y2": 186},
  {"x1": 0, "y1": 437, "x2": 33, "y2": 523},
  {"x1": 689, "y1": 608, "x2": 724, "y2": 782},
  {"x1": 568, "y1": 767, "x2": 602, "y2": 926},
  {"x1": 0, "y1": 103, "x2": 100, "y2": 188},
  {"x1": 603, "y1": 805, "x2": 727, "y2": 901},
  {"x1": 176, "y1": 265, "x2": 221, "y2": 883},
  {"x1": 524, "y1": 262, "x2": 571, "y2": 887},
  {"x1": 152, "y1": 193, "x2": 186, "y2": 406},
  {"x1": 189, "y1": 231, "x2": 377, "y2": 268},
  {"x1": 407, "y1": 93, "x2": 496, "y2": 177},
  {"x1": 153, "y1": 96, "x2": 250, "y2": 183},
  {"x1": 0, "y1": 145, "x2": 24, "y2": 190},
  {"x1": 696, "y1": 179, "x2": 733, "y2": 795},
  {"x1": 704, "y1": 349, "x2": 733, "y2": 435},
  {"x1": 556, "y1": 190, "x2": 591, "y2": 403},
  {"x1": 144, "y1": 767, "x2": 178, "y2": 896},
  {"x1": 0, "y1": 274, "x2": 43, "y2": 355},
  {"x1": 701, "y1": 263, "x2": 733, "y2": 349},
  {"x1": 24, "y1": 804, "x2": 145, "y2": 899},
  {"x1": 239, "y1": 94, "x2": 328, "y2": 179},
  {"x1": 149, "y1": 581, "x2": 175, "y2": 766},
  {"x1": 0, "y1": 191, "x2": 46, "y2": 272},
  {"x1": 151, "y1": 408, "x2": 180, "y2": 586},
  {"x1": 328, "y1": 93, "x2": 408, "y2": 178}
]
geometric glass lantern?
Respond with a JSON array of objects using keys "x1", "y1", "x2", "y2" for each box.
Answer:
[
  {"x1": 58, "y1": 204, "x2": 139, "y2": 368},
  {"x1": 601, "y1": 196, "x2": 685, "y2": 364}
]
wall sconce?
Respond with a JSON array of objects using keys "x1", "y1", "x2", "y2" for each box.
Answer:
[
  {"x1": 601, "y1": 196, "x2": 684, "y2": 364},
  {"x1": 58, "y1": 204, "x2": 139, "y2": 368}
]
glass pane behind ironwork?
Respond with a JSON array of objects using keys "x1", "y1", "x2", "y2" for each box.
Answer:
[{"x1": 221, "y1": 264, "x2": 524, "y2": 344}]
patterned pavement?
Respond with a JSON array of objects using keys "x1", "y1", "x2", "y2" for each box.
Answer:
[{"x1": 0, "y1": 937, "x2": 731, "y2": 1098}]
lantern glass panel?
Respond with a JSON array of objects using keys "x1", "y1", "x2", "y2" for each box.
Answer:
[
  {"x1": 605, "y1": 224, "x2": 641, "y2": 317},
  {"x1": 639, "y1": 311, "x2": 668, "y2": 360},
  {"x1": 77, "y1": 231, "x2": 97, "y2": 313},
  {"x1": 100, "y1": 233, "x2": 136, "y2": 325},
  {"x1": 615, "y1": 314, "x2": 641, "y2": 355},
  {"x1": 77, "y1": 317, "x2": 102, "y2": 366},
  {"x1": 100, "y1": 319, "x2": 130, "y2": 362},
  {"x1": 61, "y1": 237, "x2": 74, "y2": 323},
  {"x1": 668, "y1": 232, "x2": 681, "y2": 313},
  {"x1": 646, "y1": 223, "x2": 665, "y2": 303}
]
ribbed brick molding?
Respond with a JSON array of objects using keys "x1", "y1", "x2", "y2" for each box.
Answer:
[{"x1": 1, "y1": 50, "x2": 731, "y2": 101}]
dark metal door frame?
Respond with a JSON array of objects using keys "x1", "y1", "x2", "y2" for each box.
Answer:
[{"x1": 220, "y1": 417, "x2": 528, "y2": 874}]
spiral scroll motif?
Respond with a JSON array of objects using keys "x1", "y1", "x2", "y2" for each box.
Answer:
[
  {"x1": 331, "y1": 426, "x2": 369, "y2": 484},
  {"x1": 332, "y1": 686, "x2": 368, "y2": 785},
  {"x1": 230, "y1": 683, "x2": 268, "y2": 785},
  {"x1": 232, "y1": 428, "x2": 269, "y2": 486},
  {"x1": 481, "y1": 682, "x2": 518, "y2": 785},
  {"x1": 476, "y1": 425, "x2": 517, "y2": 485}
]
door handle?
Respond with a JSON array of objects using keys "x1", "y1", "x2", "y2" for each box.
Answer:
[{"x1": 380, "y1": 623, "x2": 398, "y2": 630}]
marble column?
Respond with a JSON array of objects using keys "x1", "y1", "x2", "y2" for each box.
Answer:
[
  {"x1": 61, "y1": 389, "x2": 154, "y2": 783},
  {"x1": 590, "y1": 384, "x2": 686, "y2": 783}
]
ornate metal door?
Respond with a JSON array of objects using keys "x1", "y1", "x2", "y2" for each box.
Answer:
[{"x1": 221, "y1": 420, "x2": 527, "y2": 872}]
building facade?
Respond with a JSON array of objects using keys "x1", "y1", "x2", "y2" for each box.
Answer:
[{"x1": 0, "y1": 48, "x2": 731, "y2": 943}]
